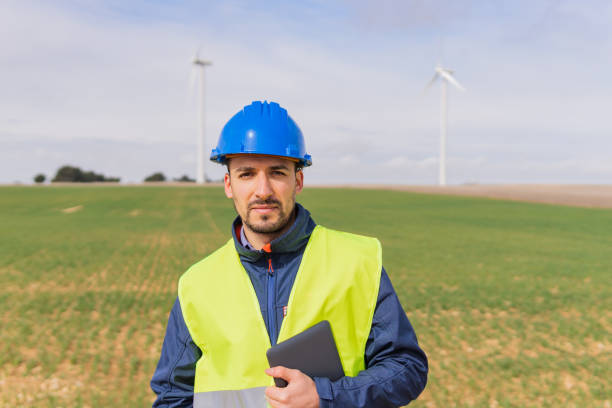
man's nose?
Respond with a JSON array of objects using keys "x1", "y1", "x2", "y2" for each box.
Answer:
[{"x1": 254, "y1": 173, "x2": 273, "y2": 198}]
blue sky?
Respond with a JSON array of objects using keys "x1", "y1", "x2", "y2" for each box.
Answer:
[{"x1": 1, "y1": 0, "x2": 611, "y2": 184}]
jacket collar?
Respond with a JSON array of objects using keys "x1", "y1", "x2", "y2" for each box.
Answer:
[{"x1": 231, "y1": 203, "x2": 315, "y2": 261}]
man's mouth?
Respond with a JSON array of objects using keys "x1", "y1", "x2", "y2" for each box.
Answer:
[
  {"x1": 250, "y1": 205, "x2": 277, "y2": 214},
  {"x1": 248, "y1": 201, "x2": 280, "y2": 215}
]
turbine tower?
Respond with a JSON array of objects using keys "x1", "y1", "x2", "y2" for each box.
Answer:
[
  {"x1": 425, "y1": 65, "x2": 465, "y2": 186},
  {"x1": 193, "y1": 55, "x2": 212, "y2": 184}
]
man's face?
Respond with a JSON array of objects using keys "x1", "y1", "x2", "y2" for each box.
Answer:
[{"x1": 224, "y1": 155, "x2": 304, "y2": 235}]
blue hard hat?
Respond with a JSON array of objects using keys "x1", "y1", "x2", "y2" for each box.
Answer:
[{"x1": 210, "y1": 101, "x2": 312, "y2": 167}]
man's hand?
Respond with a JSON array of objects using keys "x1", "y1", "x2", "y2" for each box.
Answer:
[{"x1": 265, "y1": 366, "x2": 320, "y2": 408}]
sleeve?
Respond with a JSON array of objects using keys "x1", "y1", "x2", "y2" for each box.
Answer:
[
  {"x1": 151, "y1": 297, "x2": 202, "y2": 408},
  {"x1": 314, "y1": 267, "x2": 428, "y2": 407}
]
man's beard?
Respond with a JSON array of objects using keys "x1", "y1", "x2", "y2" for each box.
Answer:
[{"x1": 242, "y1": 198, "x2": 294, "y2": 234}]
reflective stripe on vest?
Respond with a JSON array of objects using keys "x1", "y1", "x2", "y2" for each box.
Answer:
[
  {"x1": 178, "y1": 225, "x2": 382, "y2": 407},
  {"x1": 193, "y1": 387, "x2": 268, "y2": 408}
]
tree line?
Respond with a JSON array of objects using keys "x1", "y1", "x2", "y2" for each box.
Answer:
[{"x1": 33, "y1": 165, "x2": 195, "y2": 184}]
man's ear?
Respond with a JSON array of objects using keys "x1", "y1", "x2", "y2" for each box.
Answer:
[
  {"x1": 295, "y1": 169, "x2": 304, "y2": 194},
  {"x1": 224, "y1": 172, "x2": 233, "y2": 198}
]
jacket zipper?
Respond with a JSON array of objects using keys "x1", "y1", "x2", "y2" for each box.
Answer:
[{"x1": 266, "y1": 256, "x2": 278, "y2": 345}]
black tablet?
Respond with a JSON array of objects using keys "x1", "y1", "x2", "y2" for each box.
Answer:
[{"x1": 266, "y1": 320, "x2": 344, "y2": 388}]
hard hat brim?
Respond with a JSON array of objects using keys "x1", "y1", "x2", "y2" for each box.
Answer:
[{"x1": 224, "y1": 153, "x2": 301, "y2": 163}]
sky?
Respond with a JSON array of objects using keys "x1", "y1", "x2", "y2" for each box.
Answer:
[{"x1": 1, "y1": 0, "x2": 611, "y2": 185}]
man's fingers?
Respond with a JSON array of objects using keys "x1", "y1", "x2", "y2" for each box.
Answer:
[
  {"x1": 265, "y1": 385, "x2": 286, "y2": 402},
  {"x1": 265, "y1": 366, "x2": 300, "y2": 382},
  {"x1": 265, "y1": 367, "x2": 319, "y2": 408},
  {"x1": 265, "y1": 397, "x2": 282, "y2": 408}
]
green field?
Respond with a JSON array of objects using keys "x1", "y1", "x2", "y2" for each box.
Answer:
[{"x1": 1, "y1": 186, "x2": 610, "y2": 407}]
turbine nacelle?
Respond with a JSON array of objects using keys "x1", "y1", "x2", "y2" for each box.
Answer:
[
  {"x1": 193, "y1": 48, "x2": 213, "y2": 67},
  {"x1": 193, "y1": 58, "x2": 212, "y2": 67},
  {"x1": 425, "y1": 66, "x2": 466, "y2": 93}
]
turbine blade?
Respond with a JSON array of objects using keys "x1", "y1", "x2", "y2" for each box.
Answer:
[
  {"x1": 188, "y1": 49, "x2": 199, "y2": 101},
  {"x1": 193, "y1": 45, "x2": 201, "y2": 62},
  {"x1": 439, "y1": 70, "x2": 466, "y2": 91},
  {"x1": 421, "y1": 73, "x2": 439, "y2": 96},
  {"x1": 189, "y1": 66, "x2": 197, "y2": 89}
]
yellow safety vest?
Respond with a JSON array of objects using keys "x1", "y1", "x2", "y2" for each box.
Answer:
[{"x1": 178, "y1": 225, "x2": 382, "y2": 408}]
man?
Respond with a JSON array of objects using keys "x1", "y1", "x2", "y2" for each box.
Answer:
[{"x1": 151, "y1": 101, "x2": 428, "y2": 407}]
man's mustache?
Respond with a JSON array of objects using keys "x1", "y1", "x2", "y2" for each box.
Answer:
[{"x1": 248, "y1": 198, "x2": 281, "y2": 209}]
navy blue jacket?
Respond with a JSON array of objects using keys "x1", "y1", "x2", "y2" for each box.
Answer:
[{"x1": 151, "y1": 204, "x2": 428, "y2": 407}]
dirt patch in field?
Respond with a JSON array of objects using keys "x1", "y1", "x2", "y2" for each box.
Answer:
[
  {"x1": 0, "y1": 363, "x2": 84, "y2": 407},
  {"x1": 61, "y1": 205, "x2": 83, "y2": 213},
  {"x1": 334, "y1": 184, "x2": 612, "y2": 208}
]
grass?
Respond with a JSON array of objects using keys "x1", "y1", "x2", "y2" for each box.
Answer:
[{"x1": 0, "y1": 185, "x2": 610, "y2": 407}]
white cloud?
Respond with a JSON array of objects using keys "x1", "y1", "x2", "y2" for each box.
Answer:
[
  {"x1": 338, "y1": 155, "x2": 359, "y2": 166},
  {"x1": 383, "y1": 156, "x2": 409, "y2": 168},
  {"x1": 1, "y1": 1, "x2": 611, "y2": 184},
  {"x1": 383, "y1": 156, "x2": 439, "y2": 169}
]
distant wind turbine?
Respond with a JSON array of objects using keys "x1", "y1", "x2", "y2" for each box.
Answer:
[
  {"x1": 424, "y1": 65, "x2": 465, "y2": 186},
  {"x1": 193, "y1": 53, "x2": 212, "y2": 184}
]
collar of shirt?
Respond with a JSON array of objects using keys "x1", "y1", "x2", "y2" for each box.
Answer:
[{"x1": 239, "y1": 224, "x2": 256, "y2": 251}]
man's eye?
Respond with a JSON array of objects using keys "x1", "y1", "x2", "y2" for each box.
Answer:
[
  {"x1": 238, "y1": 172, "x2": 253, "y2": 178},
  {"x1": 272, "y1": 171, "x2": 286, "y2": 176}
]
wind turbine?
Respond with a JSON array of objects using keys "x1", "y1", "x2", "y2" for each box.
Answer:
[
  {"x1": 424, "y1": 65, "x2": 465, "y2": 186},
  {"x1": 193, "y1": 53, "x2": 212, "y2": 184}
]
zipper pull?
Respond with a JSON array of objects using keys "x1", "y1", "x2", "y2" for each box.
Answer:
[
  {"x1": 267, "y1": 257, "x2": 274, "y2": 275},
  {"x1": 262, "y1": 243, "x2": 273, "y2": 275}
]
